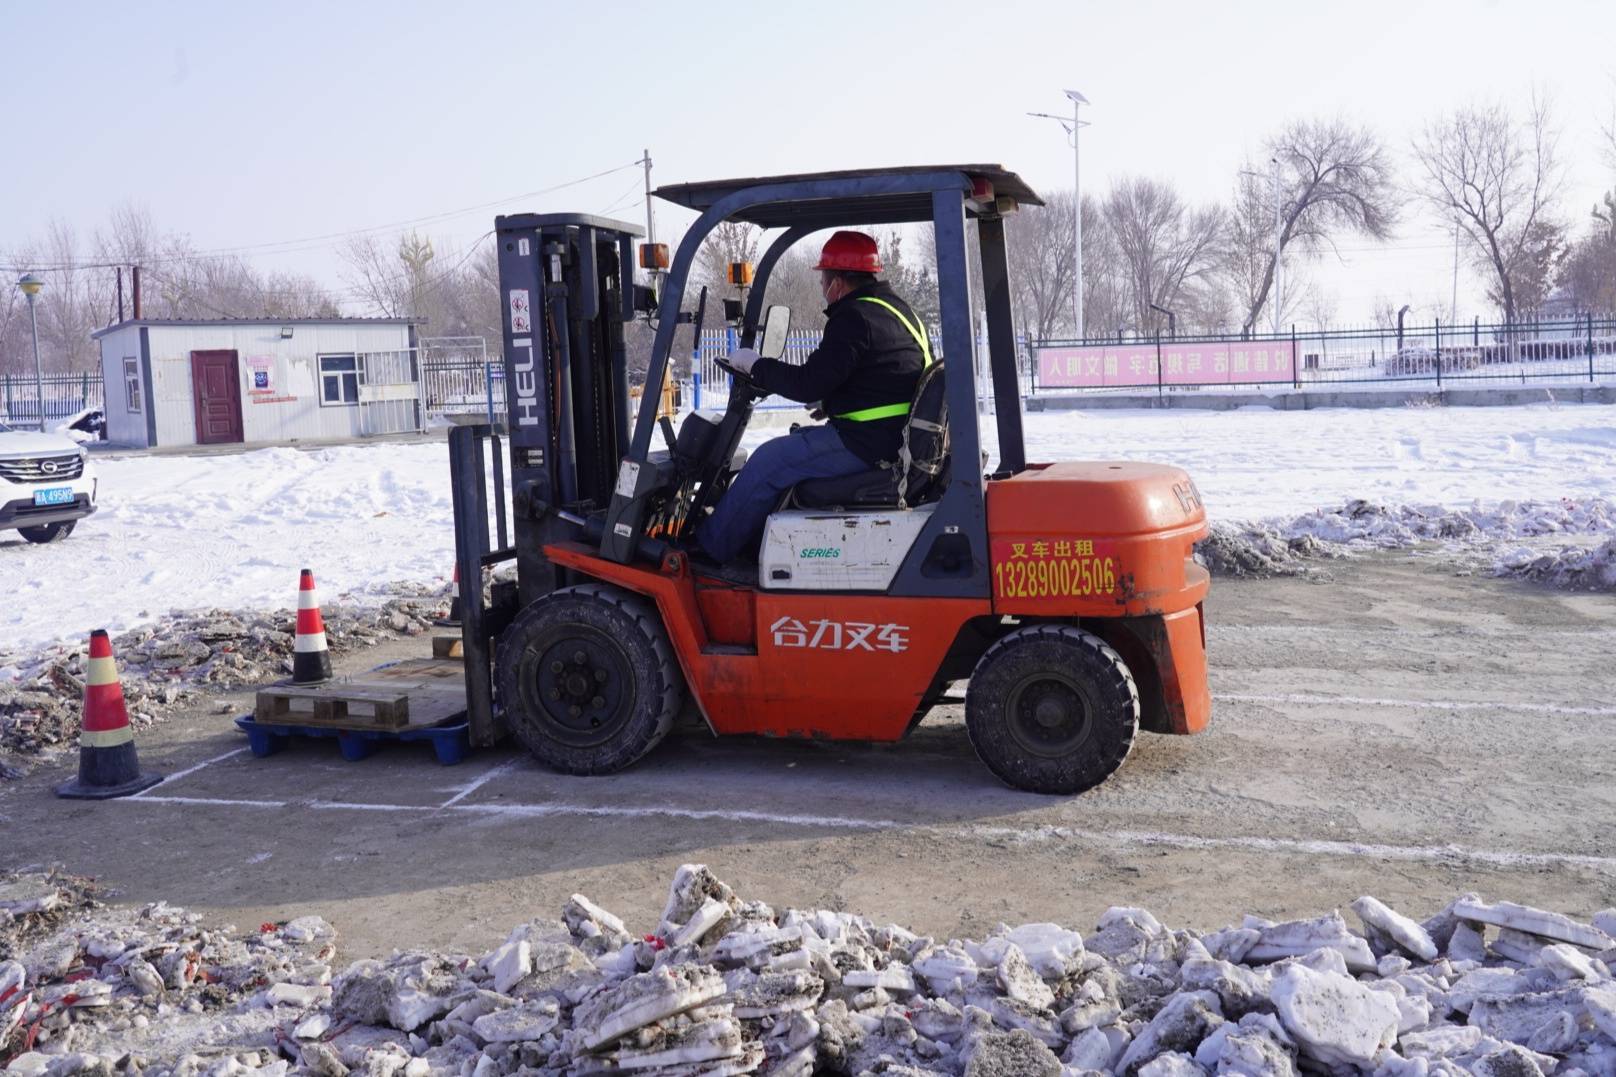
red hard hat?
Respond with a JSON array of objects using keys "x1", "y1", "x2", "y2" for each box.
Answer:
[{"x1": 814, "y1": 231, "x2": 882, "y2": 273}]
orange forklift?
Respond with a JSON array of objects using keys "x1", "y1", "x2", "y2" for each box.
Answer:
[{"x1": 448, "y1": 164, "x2": 1210, "y2": 794}]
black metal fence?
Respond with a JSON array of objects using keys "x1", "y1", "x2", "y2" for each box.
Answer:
[
  {"x1": 1029, "y1": 314, "x2": 1616, "y2": 396},
  {"x1": 1, "y1": 372, "x2": 105, "y2": 427}
]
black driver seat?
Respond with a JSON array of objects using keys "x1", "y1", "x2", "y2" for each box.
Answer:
[{"x1": 789, "y1": 363, "x2": 950, "y2": 510}]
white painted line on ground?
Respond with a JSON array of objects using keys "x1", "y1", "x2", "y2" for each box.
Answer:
[
  {"x1": 1213, "y1": 624, "x2": 1616, "y2": 639},
  {"x1": 131, "y1": 747, "x2": 249, "y2": 797},
  {"x1": 439, "y1": 758, "x2": 525, "y2": 808},
  {"x1": 117, "y1": 795, "x2": 1616, "y2": 874},
  {"x1": 309, "y1": 800, "x2": 435, "y2": 813},
  {"x1": 973, "y1": 825, "x2": 1616, "y2": 874},
  {"x1": 448, "y1": 801, "x2": 890, "y2": 830},
  {"x1": 134, "y1": 794, "x2": 286, "y2": 808},
  {"x1": 1220, "y1": 692, "x2": 1616, "y2": 716}
]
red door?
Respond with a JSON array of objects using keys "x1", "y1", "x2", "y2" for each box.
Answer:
[{"x1": 190, "y1": 351, "x2": 244, "y2": 445}]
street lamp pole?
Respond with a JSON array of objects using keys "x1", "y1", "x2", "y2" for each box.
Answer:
[
  {"x1": 1028, "y1": 89, "x2": 1090, "y2": 341},
  {"x1": 17, "y1": 273, "x2": 45, "y2": 430},
  {"x1": 1066, "y1": 90, "x2": 1089, "y2": 342}
]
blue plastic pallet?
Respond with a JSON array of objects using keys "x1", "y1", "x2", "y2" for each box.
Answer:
[{"x1": 235, "y1": 715, "x2": 471, "y2": 765}]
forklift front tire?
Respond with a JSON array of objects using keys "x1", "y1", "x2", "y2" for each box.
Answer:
[
  {"x1": 495, "y1": 584, "x2": 684, "y2": 775},
  {"x1": 965, "y1": 624, "x2": 1139, "y2": 795}
]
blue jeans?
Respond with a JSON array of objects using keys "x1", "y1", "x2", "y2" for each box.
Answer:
[{"x1": 700, "y1": 424, "x2": 868, "y2": 562}]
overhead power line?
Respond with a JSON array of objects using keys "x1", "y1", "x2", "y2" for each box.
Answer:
[{"x1": 1, "y1": 159, "x2": 641, "y2": 274}]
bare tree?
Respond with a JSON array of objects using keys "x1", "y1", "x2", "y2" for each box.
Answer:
[
  {"x1": 1102, "y1": 177, "x2": 1225, "y2": 335},
  {"x1": 1411, "y1": 93, "x2": 1565, "y2": 323},
  {"x1": 1000, "y1": 191, "x2": 1130, "y2": 341},
  {"x1": 36, "y1": 221, "x2": 105, "y2": 372},
  {"x1": 1299, "y1": 279, "x2": 1338, "y2": 331},
  {"x1": 95, "y1": 203, "x2": 162, "y2": 269},
  {"x1": 877, "y1": 229, "x2": 939, "y2": 331},
  {"x1": 696, "y1": 221, "x2": 762, "y2": 301},
  {"x1": 338, "y1": 233, "x2": 409, "y2": 317},
  {"x1": 0, "y1": 244, "x2": 34, "y2": 376},
  {"x1": 1558, "y1": 189, "x2": 1616, "y2": 313},
  {"x1": 1231, "y1": 119, "x2": 1397, "y2": 333},
  {"x1": 1005, "y1": 191, "x2": 1070, "y2": 339},
  {"x1": 758, "y1": 246, "x2": 827, "y2": 333}
]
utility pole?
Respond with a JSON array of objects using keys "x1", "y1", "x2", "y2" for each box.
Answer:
[
  {"x1": 1028, "y1": 90, "x2": 1090, "y2": 340},
  {"x1": 640, "y1": 149, "x2": 658, "y2": 291},
  {"x1": 1269, "y1": 156, "x2": 1283, "y2": 337},
  {"x1": 640, "y1": 149, "x2": 655, "y2": 249}
]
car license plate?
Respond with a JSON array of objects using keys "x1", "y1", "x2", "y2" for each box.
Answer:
[{"x1": 33, "y1": 486, "x2": 73, "y2": 506}]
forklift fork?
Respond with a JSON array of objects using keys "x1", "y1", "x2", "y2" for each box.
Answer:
[{"x1": 449, "y1": 423, "x2": 513, "y2": 747}]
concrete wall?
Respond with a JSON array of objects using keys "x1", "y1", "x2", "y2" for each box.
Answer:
[{"x1": 142, "y1": 323, "x2": 412, "y2": 447}]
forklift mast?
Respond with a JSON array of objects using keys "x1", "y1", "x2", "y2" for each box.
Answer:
[{"x1": 491, "y1": 213, "x2": 645, "y2": 604}]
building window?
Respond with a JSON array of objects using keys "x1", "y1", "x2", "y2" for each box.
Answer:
[
  {"x1": 319, "y1": 354, "x2": 363, "y2": 406},
  {"x1": 123, "y1": 358, "x2": 142, "y2": 413}
]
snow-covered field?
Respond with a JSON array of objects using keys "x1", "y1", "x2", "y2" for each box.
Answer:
[{"x1": 4, "y1": 403, "x2": 1614, "y2": 654}]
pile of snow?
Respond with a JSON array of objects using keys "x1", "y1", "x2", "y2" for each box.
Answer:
[
  {"x1": 1498, "y1": 537, "x2": 1616, "y2": 592},
  {"x1": 1281, "y1": 497, "x2": 1616, "y2": 549},
  {"x1": 6, "y1": 866, "x2": 1616, "y2": 1074},
  {"x1": 1204, "y1": 498, "x2": 1616, "y2": 590}
]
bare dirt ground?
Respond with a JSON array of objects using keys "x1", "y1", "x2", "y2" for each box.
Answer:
[{"x1": 3, "y1": 549, "x2": 1613, "y2": 960}]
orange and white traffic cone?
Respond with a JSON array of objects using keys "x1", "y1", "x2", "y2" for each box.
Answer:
[
  {"x1": 435, "y1": 563, "x2": 463, "y2": 628},
  {"x1": 56, "y1": 629, "x2": 162, "y2": 800},
  {"x1": 292, "y1": 568, "x2": 332, "y2": 684}
]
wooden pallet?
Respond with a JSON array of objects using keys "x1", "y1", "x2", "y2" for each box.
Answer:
[{"x1": 254, "y1": 658, "x2": 467, "y2": 732}]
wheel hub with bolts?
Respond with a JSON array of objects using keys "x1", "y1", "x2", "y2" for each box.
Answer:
[
  {"x1": 1009, "y1": 674, "x2": 1092, "y2": 757},
  {"x1": 531, "y1": 634, "x2": 626, "y2": 743}
]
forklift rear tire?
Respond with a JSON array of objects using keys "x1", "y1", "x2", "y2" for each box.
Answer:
[
  {"x1": 965, "y1": 624, "x2": 1139, "y2": 795},
  {"x1": 495, "y1": 583, "x2": 684, "y2": 775}
]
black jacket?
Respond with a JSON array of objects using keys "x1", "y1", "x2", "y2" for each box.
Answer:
[{"x1": 749, "y1": 281, "x2": 927, "y2": 465}]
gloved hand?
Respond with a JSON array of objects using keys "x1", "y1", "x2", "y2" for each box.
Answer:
[{"x1": 726, "y1": 347, "x2": 759, "y2": 375}]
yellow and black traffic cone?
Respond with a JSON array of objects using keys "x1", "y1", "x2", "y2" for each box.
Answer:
[
  {"x1": 292, "y1": 568, "x2": 332, "y2": 684},
  {"x1": 56, "y1": 630, "x2": 163, "y2": 800},
  {"x1": 435, "y1": 563, "x2": 464, "y2": 628}
]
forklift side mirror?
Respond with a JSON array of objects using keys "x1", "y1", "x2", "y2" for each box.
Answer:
[{"x1": 759, "y1": 305, "x2": 792, "y2": 360}]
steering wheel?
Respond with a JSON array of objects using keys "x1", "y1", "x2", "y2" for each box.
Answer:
[{"x1": 714, "y1": 357, "x2": 769, "y2": 401}]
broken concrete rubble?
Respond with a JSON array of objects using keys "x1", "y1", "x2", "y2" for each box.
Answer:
[
  {"x1": 6, "y1": 868, "x2": 1616, "y2": 1075},
  {"x1": 0, "y1": 583, "x2": 450, "y2": 779}
]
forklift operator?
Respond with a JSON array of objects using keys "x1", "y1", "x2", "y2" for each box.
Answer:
[{"x1": 697, "y1": 230, "x2": 932, "y2": 563}]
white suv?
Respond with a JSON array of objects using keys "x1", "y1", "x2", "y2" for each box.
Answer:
[{"x1": 0, "y1": 422, "x2": 98, "y2": 544}]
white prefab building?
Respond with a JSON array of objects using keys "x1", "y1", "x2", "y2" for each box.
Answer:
[{"x1": 91, "y1": 318, "x2": 421, "y2": 449}]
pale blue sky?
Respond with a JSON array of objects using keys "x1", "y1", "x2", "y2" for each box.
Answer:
[{"x1": 5, "y1": 0, "x2": 1614, "y2": 321}]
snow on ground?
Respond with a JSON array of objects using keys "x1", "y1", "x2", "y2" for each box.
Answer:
[
  {"x1": 1012, "y1": 402, "x2": 1616, "y2": 521},
  {"x1": 4, "y1": 402, "x2": 1615, "y2": 654},
  {"x1": 4, "y1": 442, "x2": 458, "y2": 654}
]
